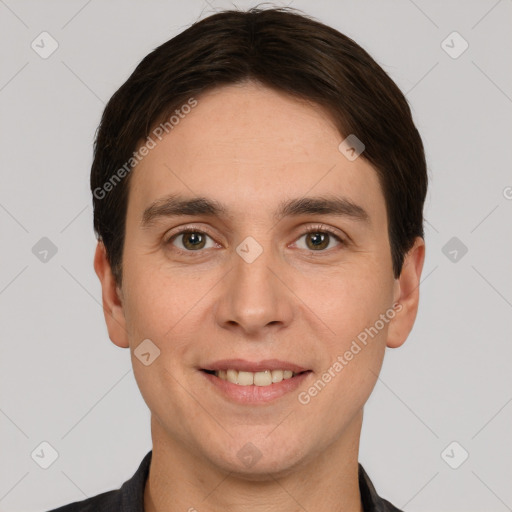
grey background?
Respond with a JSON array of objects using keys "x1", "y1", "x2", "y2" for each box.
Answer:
[{"x1": 0, "y1": 0, "x2": 511, "y2": 511}]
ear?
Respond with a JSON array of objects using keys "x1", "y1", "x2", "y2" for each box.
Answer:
[
  {"x1": 386, "y1": 237, "x2": 426, "y2": 349},
  {"x1": 93, "y1": 241, "x2": 129, "y2": 348}
]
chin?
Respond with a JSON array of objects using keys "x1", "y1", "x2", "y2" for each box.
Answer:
[{"x1": 203, "y1": 435, "x2": 308, "y2": 480}]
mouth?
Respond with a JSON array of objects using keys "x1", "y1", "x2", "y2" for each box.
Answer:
[
  {"x1": 199, "y1": 359, "x2": 312, "y2": 403},
  {"x1": 201, "y1": 368, "x2": 311, "y2": 386}
]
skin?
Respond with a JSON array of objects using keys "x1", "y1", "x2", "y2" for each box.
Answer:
[{"x1": 94, "y1": 81, "x2": 425, "y2": 512}]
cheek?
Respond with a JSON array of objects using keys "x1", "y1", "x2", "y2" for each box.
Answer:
[
  {"x1": 121, "y1": 259, "x2": 214, "y2": 372},
  {"x1": 312, "y1": 264, "x2": 395, "y2": 344},
  {"x1": 305, "y1": 264, "x2": 395, "y2": 403},
  {"x1": 299, "y1": 271, "x2": 393, "y2": 418},
  {"x1": 121, "y1": 259, "x2": 176, "y2": 342},
  {"x1": 123, "y1": 267, "x2": 196, "y2": 419}
]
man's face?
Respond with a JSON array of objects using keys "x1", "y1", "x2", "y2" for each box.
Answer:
[{"x1": 98, "y1": 81, "x2": 419, "y2": 476}]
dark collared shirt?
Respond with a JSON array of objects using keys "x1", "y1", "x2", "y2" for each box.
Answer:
[{"x1": 45, "y1": 451, "x2": 403, "y2": 512}]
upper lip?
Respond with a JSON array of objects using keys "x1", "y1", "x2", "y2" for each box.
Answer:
[{"x1": 202, "y1": 359, "x2": 310, "y2": 373}]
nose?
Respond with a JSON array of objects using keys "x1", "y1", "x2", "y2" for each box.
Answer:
[{"x1": 214, "y1": 241, "x2": 295, "y2": 338}]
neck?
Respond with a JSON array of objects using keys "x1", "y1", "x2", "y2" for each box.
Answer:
[{"x1": 144, "y1": 410, "x2": 364, "y2": 512}]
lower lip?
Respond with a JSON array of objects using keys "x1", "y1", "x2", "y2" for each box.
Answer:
[{"x1": 201, "y1": 370, "x2": 312, "y2": 404}]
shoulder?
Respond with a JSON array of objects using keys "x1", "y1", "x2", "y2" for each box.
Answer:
[
  {"x1": 358, "y1": 463, "x2": 404, "y2": 512},
  {"x1": 43, "y1": 451, "x2": 152, "y2": 512},
  {"x1": 44, "y1": 488, "x2": 120, "y2": 512}
]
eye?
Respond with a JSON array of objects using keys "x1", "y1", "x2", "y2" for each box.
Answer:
[
  {"x1": 294, "y1": 225, "x2": 345, "y2": 252},
  {"x1": 166, "y1": 229, "x2": 217, "y2": 252},
  {"x1": 164, "y1": 224, "x2": 346, "y2": 254}
]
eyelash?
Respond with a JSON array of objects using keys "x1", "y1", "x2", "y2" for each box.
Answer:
[
  {"x1": 164, "y1": 223, "x2": 346, "y2": 255},
  {"x1": 299, "y1": 224, "x2": 346, "y2": 251}
]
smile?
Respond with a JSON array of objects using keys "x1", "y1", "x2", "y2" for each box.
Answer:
[
  {"x1": 201, "y1": 365, "x2": 312, "y2": 404},
  {"x1": 204, "y1": 369, "x2": 301, "y2": 386}
]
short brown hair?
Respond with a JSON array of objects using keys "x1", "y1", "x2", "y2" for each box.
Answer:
[{"x1": 91, "y1": 7, "x2": 427, "y2": 286}]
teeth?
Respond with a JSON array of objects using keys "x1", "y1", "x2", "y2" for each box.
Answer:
[
  {"x1": 226, "y1": 369, "x2": 237, "y2": 383},
  {"x1": 238, "y1": 371, "x2": 254, "y2": 386},
  {"x1": 254, "y1": 370, "x2": 272, "y2": 386},
  {"x1": 214, "y1": 369, "x2": 298, "y2": 386},
  {"x1": 271, "y1": 370, "x2": 283, "y2": 383}
]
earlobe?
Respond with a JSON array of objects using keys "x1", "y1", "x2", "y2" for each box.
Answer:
[
  {"x1": 93, "y1": 241, "x2": 130, "y2": 348},
  {"x1": 386, "y1": 237, "x2": 426, "y2": 349}
]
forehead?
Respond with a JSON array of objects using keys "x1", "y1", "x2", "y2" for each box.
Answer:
[{"x1": 127, "y1": 82, "x2": 386, "y2": 226}]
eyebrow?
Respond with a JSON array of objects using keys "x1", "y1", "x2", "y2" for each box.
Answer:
[{"x1": 140, "y1": 193, "x2": 369, "y2": 228}]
